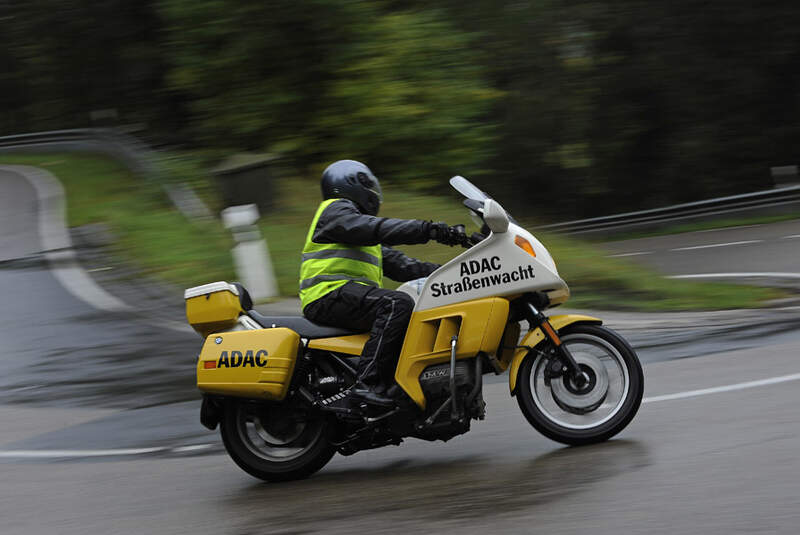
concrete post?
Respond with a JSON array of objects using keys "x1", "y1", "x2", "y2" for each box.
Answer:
[
  {"x1": 221, "y1": 204, "x2": 278, "y2": 301},
  {"x1": 771, "y1": 165, "x2": 798, "y2": 187}
]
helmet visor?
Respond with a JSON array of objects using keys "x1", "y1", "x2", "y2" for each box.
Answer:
[{"x1": 370, "y1": 180, "x2": 383, "y2": 205}]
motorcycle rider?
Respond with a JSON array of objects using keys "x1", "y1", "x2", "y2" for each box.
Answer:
[{"x1": 300, "y1": 160, "x2": 466, "y2": 407}]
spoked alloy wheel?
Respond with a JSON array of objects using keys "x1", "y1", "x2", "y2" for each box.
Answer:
[
  {"x1": 517, "y1": 324, "x2": 643, "y2": 446},
  {"x1": 220, "y1": 401, "x2": 335, "y2": 482}
]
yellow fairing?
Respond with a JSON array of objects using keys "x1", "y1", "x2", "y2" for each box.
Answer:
[
  {"x1": 308, "y1": 333, "x2": 369, "y2": 355},
  {"x1": 496, "y1": 321, "x2": 522, "y2": 372},
  {"x1": 508, "y1": 314, "x2": 602, "y2": 393},
  {"x1": 186, "y1": 290, "x2": 243, "y2": 337},
  {"x1": 196, "y1": 328, "x2": 300, "y2": 400},
  {"x1": 396, "y1": 297, "x2": 510, "y2": 408}
]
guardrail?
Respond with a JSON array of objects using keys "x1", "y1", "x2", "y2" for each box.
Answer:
[
  {"x1": 4, "y1": 130, "x2": 798, "y2": 234},
  {"x1": 536, "y1": 184, "x2": 800, "y2": 236},
  {"x1": 0, "y1": 128, "x2": 160, "y2": 179},
  {"x1": 0, "y1": 129, "x2": 212, "y2": 220}
]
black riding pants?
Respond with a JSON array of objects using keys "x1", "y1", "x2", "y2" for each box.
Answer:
[{"x1": 303, "y1": 281, "x2": 415, "y2": 387}]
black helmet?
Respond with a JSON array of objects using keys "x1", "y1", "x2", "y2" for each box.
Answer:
[{"x1": 321, "y1": 160, "x2": 383, "y2": 216}]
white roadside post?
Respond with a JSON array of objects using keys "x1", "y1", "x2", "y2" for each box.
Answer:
[{"x1": 221, "y1": 204, "x2": 278, "y2": 301}]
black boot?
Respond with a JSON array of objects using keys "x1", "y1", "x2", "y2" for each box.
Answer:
[{"x1": 350, "y1": 384, "x2": 395, "y2": 407}]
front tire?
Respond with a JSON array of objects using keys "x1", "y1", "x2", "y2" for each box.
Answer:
[
  {"x1": 220, "y1": 400, "x2": 335, "y2": 482},
  {"x1": 517, "y1": 324, "x2": 643, "y2": 446}
]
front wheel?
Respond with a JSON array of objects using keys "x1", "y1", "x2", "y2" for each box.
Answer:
[
  {"x1": 220, "y1": 400, "x2": 335, "y2": 482},
  {"x1": 517, "y1": 324, "x2": 643, "y2": 446}
]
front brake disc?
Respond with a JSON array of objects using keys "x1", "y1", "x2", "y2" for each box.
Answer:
[{"x1": 550, "y1": 353, "x2": 609, "y2": 414}]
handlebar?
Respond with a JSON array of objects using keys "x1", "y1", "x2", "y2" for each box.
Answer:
[
  {"x1": 458, "y1": 230, "x2": 484, "y2": 249},
  {"x1": 445, "y1": 221, "x2": 485, "y2": 249}
]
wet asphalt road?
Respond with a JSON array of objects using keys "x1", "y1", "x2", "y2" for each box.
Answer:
[
  {"x1": 0, "y1": 168, "x2": 200, "y2": 408},
  {"x1": 603, "y1": 218, "x2": 800, "y2": 276},
  {"x1": 2, "y1": 165, "x2": 800, "y2": 533},
  {"x1": 4, "y1": 342, "x2": 800, "y2": 535}
]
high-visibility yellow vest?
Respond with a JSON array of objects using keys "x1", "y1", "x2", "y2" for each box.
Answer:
[{"x1": 299, "y1": 199, "x2": 383, "y2": 308}]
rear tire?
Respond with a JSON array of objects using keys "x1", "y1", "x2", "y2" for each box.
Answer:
[
  {"x1": 220, "y1": 400, "x2": 335, "y2": 482},
  {"x1": 517, "y1": 324, "x2": 643, "y2": 446}
]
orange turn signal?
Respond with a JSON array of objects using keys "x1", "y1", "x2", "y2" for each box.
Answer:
[
  {"x1": 203, "y1": 360, "x2": 217, "y2": 369},
  {"x1": 515, "y1": 235, "x2": 536, "y2": 257}
]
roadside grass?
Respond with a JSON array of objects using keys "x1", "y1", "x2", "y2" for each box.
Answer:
[
  {"x1": 0, "y1": 153, "x2": 235, "y2": 286},
  {"x1": 0, "y1": 152, "x2": 781, "y2": 310}
]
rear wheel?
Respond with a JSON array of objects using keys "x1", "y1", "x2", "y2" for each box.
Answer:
[
  {"x1": 517, "y1": 324, "x2": 643, "y2": 446},
  {"x1": 220, "y1": 400, "x2": 335, "y2": 482}
]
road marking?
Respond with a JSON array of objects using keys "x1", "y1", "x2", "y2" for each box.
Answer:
[
  {"x1": 695, "y1": 224, "x2": 762, "y2": 233},
  {"x1": 606, "y1": 251, "x2": 653, "y2": 258},
  {"x1": 0, "y1": 444, "x2": 216, "y2": 459},
  {"x1": 644, "y1": 372, "x2": 800, "y2": 403},
  {"x1": 5, "y1": 372, "x2": 800, "y2": 460},
  {"x1": 0, "y1": 166, "x2": 191, "y2": 333},
  {"x1": 670, "y1": 240, "x2": 763, "y2": 251},
  {"x1": 170, "y1": 444, "x2": 214, "y2": 453},
  {"x1": 782, "y1": 234, "x2": 800, "y2": 239},
  {"x1": 7, "y1": 385, "x2": 44, "y2": 392},
  {"x1": 1, "y1": 166, "x2": 131, "y2": 312},
  {"x1": 0, "y1": 447, "x2": 166, "y2": 458},
  {"x1": 668, "y1": 272, "x2": 800, "y2": 280}
]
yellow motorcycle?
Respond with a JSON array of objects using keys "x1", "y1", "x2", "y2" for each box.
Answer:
[{"x1": 185, "y1": 176, "x2": 643, "y2": 481}]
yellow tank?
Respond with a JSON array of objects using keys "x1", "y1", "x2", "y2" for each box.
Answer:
[{"x1": 196, "y1": 328, "x2": 301, "y2": 400}]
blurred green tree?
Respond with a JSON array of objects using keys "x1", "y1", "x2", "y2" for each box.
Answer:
[
  {"x1": 430, "y1": 0, "x2": 800, "y2": 217},
  {"x1": 0, "y1": 0, "x2": 168, "y2": 133},
  {"x1": 3, "y1": 0, "x2": 800, "y2": 219},
  {"x1": 159, "y1": 1, "x2": 498, "y2": 185},
  {"x1": 309, "y1": 9, "x2": 499, "y2": 185},
  {"x1": 158, "y1": 0, "x2": 355, "y2": 152}
]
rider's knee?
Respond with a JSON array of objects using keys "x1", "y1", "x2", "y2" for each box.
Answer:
[{"x1": 392, "y1": 292, "x2": 415, "y2": 319}]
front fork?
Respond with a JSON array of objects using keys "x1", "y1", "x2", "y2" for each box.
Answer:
[{"x1": 523, "y1": 303, "x2": 590, "y2": 389}]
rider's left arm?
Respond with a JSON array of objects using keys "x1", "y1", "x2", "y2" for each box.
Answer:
[{"x1": 382, "y1": 246, "x2": 439, "y2": 282}]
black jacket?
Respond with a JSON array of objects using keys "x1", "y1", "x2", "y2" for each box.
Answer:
[{"x1": 312, "y1": 199, "x2": 440, "y2": 282}]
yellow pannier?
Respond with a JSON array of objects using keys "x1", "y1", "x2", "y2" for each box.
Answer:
[{"x1": 196, "y1": 328, "x2": 301, "y2": 400}]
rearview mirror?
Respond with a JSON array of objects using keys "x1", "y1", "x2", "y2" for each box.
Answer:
[{"x1": 483, "y1": 199, "x2": 509, "y2": 233}]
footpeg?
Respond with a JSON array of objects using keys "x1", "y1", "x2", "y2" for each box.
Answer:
[{"x1": 320, "y1": 390, "x2": 350, "y2": 406}]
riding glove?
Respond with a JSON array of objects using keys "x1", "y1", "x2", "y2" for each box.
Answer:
[{"x1": 430, "y1": 222, "x2": 467, "y2": 246}]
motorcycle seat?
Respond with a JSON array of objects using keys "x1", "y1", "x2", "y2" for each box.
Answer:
[{"x1": 247, "y1": 311, "x2": 361, "y2": 339}]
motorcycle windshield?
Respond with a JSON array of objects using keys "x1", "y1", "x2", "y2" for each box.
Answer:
[
  {"x1": 450, "y1": 175, "x2": 519, "y2": 226},
  {"x1": 449, "y1": 176, "x2": 491, "y2": 202}
]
